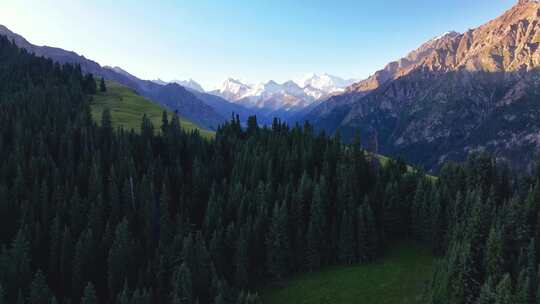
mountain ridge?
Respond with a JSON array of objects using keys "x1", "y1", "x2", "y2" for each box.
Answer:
[
  {"x1": 306, "y1": 0, "x2": 540, "y2": 171},
  {"x1": 211, "y1": 74, "x2": 355, "y2": 118},
  {"x1": 0, "y1": 25, "x2": 228, "y2": 130}
]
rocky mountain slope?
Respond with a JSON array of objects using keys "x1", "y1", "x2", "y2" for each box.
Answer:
[
  {"x1": 0, "y1": 25, "x2": 227, "y2": 129},
  {"x1": 306, "y1": 0, "x2": 540, "y2": 171}
]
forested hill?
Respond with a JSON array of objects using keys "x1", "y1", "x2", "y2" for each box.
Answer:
[
  {"x1": 0, "y1": 35, "x2": 429, "y2": 303},
  {"x1": 1, "y1": 32, "x2": 539, "y2": 304}
]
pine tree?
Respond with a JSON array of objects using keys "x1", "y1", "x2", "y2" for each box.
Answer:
[
  {"x1": 234, "y1": 229, "x2": 249, "y2": 289},
  {"x1": 29, "y1": 270, "x2": 50, "y2": 304},
  {"x1": 266, "y1": 202, "x2": 289, "y2": 280},
  {"x1": 171, "y1": 263, "x2": 193, "y2": 304},
  {"x1": 525, "y1": 239, "x2": 537, "y2": 304},
  {"x1": 81, "y1": 282, "x2": 97, "y2": 304},
  {"x1": 0, "y1": 285, "x2": 5, "y2": 304},
  {"x1": 59, "y1": 227, "x2": 73, "y2": 297},
  {"x1": 8, "y1": 228, "x2": 32, "y2": 296},
  {"x1": 118, "y1": 281, "x2": 131, "y2": 304},
  {"x1": 495, "y1": 274, "x2": 514, "y2": 304},
  {"x1": 161, "y1": 111, "x2": 169, "y2": 135},
  {"x1": 338, "y1": 211, "x2": 355, "y2": 265},
  {"x1": 307, "y1": 184, "x2": 326, "y2": 271},
  {"x1": 107, "y1": 218, "x2": 134, "y2": 298},
  {"x1": 476, "y1": 279, "x2": 496, "y2": 304},
  {"x1": 72, "y1": 229, "x2": 94, "y2": 299},
  {"x1": 99, "y1": 77, "x2": 106, "y2": 92},
  {"x1": 484, "y1": 225, "x2": 505, "y2": 283}
]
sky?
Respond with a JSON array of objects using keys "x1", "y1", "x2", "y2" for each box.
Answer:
[{"x1": 0, "y1": 0, "x2": 516, "y2": 90}]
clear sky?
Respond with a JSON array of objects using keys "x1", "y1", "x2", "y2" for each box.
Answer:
[{"x1": 0, "y1": 0, "x2": 516, "y2": 89}]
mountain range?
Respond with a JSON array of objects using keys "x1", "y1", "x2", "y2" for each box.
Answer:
[
  {"x1": 210, "y1": 74, "x2": 355, "y2": 119},
  {"x1": 3, "y1": 0, "x2": 540, "y2": 172},
  {"x1": 0, "y1": 24, "x2": 239, "y2": 130},
  {"x1": 304, "y1": 0, "x2": 540, "y2": 172},
  {"x1": 151, "y1": 74, "x2": 355, "y2": 121}
]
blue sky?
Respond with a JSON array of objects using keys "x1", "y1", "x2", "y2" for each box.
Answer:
[{"x1": 0, "y1": 0, "x2": 516, "y2": 89}]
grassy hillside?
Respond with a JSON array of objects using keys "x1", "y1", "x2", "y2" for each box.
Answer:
[
  {"x1": 261, "y1": 242, "x2": 433, "y2": 304},
  {"x1": 376, "y1": 154, "x2": 438, "y2": 181},
  {"x1": 91, "y1": 81, "x2": 214, "y2": 138}
]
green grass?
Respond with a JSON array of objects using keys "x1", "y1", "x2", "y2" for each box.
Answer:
[
  {"x1": 90, "y1": 81, "x2": 214, "y2": 138},
  {"x1": 375, "y1": 154, "x2": 438, "y2": 181},
  {"x1": 261, "y1": 242, "x2": 433, "y2": 304}
]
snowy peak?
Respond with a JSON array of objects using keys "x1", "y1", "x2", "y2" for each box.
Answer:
[
  {"x1": 296, "y1": 73, "x2": 356, "y2": 94},
  {"x1": 218, "y1": 78, "x2": 252, "y2": 100},
  {"x1": 171, "y1": 79, "x2": 205, "y2": 92},
  {"x1": 151, "y1": 78, "x2": 205, "y2": 92},
  {"x1": 211, "y1": 73, "x2": 357, "y2": 112}
]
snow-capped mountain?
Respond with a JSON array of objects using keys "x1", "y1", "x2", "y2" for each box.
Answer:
[
  {"x1": 217, "y1": 78, "x2": 252, "y2": 101},
  {"x1": 152, "y1": 79, "x2": 205, "y2": 92},
  {"x1": 211, "y1": 73, "x2": 356, "y2": 113},
  {"x1": 171, "y1": 79, "x2": 205, "y2": 92},
  {"x1": 295, "y1": 73, "x2": 356, "y2": 95}
]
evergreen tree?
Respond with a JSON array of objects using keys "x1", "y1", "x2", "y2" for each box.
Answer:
[
  {"x1": 107, "y1": 218, "x2": 134, "y2": 298},
  {"x1": 476, "y1": 279, "x2": 496, "y2": 304},
  {"x1": 307, "y1": 184, "x2": 326, "y2": 271},
  {"x1": 29, "y1": 270, "x2": 50, "y2": 304},
  {"x1": 99, "y1": 77, "x2": 106, "y2": 92},
  {"x1": 0, "y1": 285, "x2": 5, "y2": 304},
  {"x1": 484, "y1": 225, "x2": 505, "y2": 283},
  {"x1": 234, "y1": 229, "x2": 249, "y2": 289},
  {"x1": 495, "y1": 274, "x2": 514, "y2": 304},
  {"x1": 338, "y1": 211, "x2": 355, "y2": 265},
  {"x1": 171, "y1": 263, "x2": 193, "y2": 304},
  {"x1": 266, "y1": 202, "x2": 289, "y2": 280},
  {"x1": 81, "y1": 282, "x2": 97, "y2": 304}
]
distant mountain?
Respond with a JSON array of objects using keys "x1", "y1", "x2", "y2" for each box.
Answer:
[
  {"x1": 172, "y1": 79, "x2": 205, "y2": 92},
  {"x1": 153, "y1": 79, "x2": 205, "y2": 93},
  {"x1": 0, "y1": 25, "x2": 224, "y2": 130},
  {"x1": 305, "y1": 0, "x2": 540, "y2": 172},
  {"x1": 211, "y1": 74, "x2": 354, "y2": 119},
  {"x1": 186, "y1": 88, "x2": 270, "y2": 125},
  {"x1": 296, "y1": 73, "x2": 356, "y2": 97},
  {"x1": 214, "y1": 78, "x2": 252, "y2": 101}
]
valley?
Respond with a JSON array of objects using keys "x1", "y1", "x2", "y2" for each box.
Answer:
[{"x1": 1, "y1": 1, "x2": 540, "y2": 304}]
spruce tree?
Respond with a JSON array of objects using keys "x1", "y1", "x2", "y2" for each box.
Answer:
[
  {"x1": 0, "y1": 285, "x2": 5, "y2": 304},
  {"x1": 266, "y1": 202, "x2": 289, "y2": 280},
  {"x1": 99, "y1": 77, "x2": 106, "y2": 92},
  {"x1": 338, "y1": 211, "x2": 355, "y2": 265},
  {"x1": 81, "y1": 282, "x2": 97, "y2": 304},
  {"x1": 307, "y1": 184, "x2": 326, "y2": 271},
  {"x1": 476, "y1": 279, "x2": 496, "y2": 304},
  {"x1": 171, "y1": 263, "x2": 193, "y2": 304},
  {"x1": 107, "y1": 218, "x2": 134, "y2": 298},
  {"x1": 484, "y1": 225, "x2": 505, "y2": 283},
  {"x1": 29, "y1": 270, "x2": 50, "y2": 304},
  {"x1": 495, "y1": 274, "x2": 514, "y2": 304}
]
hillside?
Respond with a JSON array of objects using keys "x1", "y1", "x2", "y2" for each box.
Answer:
[
  {"x1": 91, "y1": 81, "x2": 214, "y2": 138},
  {"x1": 0, "y1": 25, "x2": 228, "y2": 130},
  {"x1": 306, "y1": 0, "x2": 540, "y2": 172}
]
